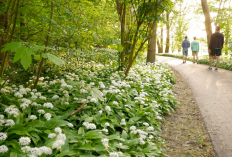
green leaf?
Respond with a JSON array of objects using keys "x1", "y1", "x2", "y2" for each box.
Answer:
[
  {"x1": 27, "y1": 120, "x2": 45, "y2": 128},
  {"x1": 85, "y1": 131, "x2": 106, "y2": 139},
  {"x1": 142, "y1": 145, "x2": 157, "y2": 153},
  {"x1": 13, "y1": 47, "x2": 33, "y2": 70},
  {"x1": 6, "y1": 140, "x2": 21, "y2": 152},
  {"x1": 33, "y1": 45, "x2": 53, "y2": 51},
  {"x1": 93, "y1": 145, "x2": 105, "y2": 151},
  {"x1": 45, "y1": 119, "x2": 69, "y2": 130},
  {"x1": 1, "y1": 42, "x2": 24, "y2": 52},
  {"x1": 121, "y1": 130, "x2": 128, "y2": 140},
  {"x1": 78, "y1": 144, "x2": 93, "y2": 150},
  {"x1": 33, "y1": 55, "x2": 40, "y2": 60},
  {"x1": 78, "y1": 127, "x2": 85, "y2": 135},
  {"x1": 108, "y1": 134, "x2": 125, "y2": 141},
  {"x1": 58, "y1": 150, "x2": 76, "y2": 157},
  {"x1": 90, "y1": 88, "x2": 104, "y2": 101},
  {"x1": 42, "y1": 53, "x2": 65, "y2": 66},
  {"x1": 10, "y1": 152, "x2": 18, "y2": 157}
]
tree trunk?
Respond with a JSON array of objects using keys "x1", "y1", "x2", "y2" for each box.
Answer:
[
  {"x1": 146, "y1": 0, "x2": 158, "y2": 63},
  {"x1": 201, "y1": 0, "x2": 212, "y2": 50},
  {"x1": 121, "y1": 3, "x2": 126, "y2": 64},
  {"x1": 160, "y1": 26, "x2": 163, "y2": 53},
  {"x1": 165, "y1": 12, "x2": 170, "y2": 53},
  {"x1": 147, "y1": 24, "x2": 157, "y2": 63},
  {"x1": 157, "y1": 39, "x2": 162, "y2": 53},
  {"x1": 34, "y1": 0, "x2": 54, "y2": 89},
  {"x1": 20, "y1": 13, "x2": 27, "y2": 41}
]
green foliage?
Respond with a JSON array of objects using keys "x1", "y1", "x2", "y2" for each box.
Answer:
[{"x1": 1, "y1": 42, "x2": 64, "y2": 69}]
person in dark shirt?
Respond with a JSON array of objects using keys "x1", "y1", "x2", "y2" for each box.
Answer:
[
  {"x1": 182, "y1": 36, "x2": 190, "y2": 63},
  {"x1": 206, "y1": 26, "x2": 224, "y2": 71}
]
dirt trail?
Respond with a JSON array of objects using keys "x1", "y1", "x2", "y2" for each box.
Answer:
[{"x1": 161, "y1": 67, "x2": 216, "y2": 157}]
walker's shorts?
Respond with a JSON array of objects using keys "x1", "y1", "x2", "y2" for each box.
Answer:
[
  {"x1": 183, "y1": 49, "x2": 188, "y2": 56},
  {"x1": 210, "y1": 49, "x2": 221, "y2": 56},
  {"x1": 192, "y1": 51, "x2": 198, "y2": 57}
]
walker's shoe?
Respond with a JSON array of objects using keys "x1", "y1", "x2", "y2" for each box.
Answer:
[
  {"x1": 215, "y1": 68, "x2": 218, "y2": 72},
  {"x1": 193, "y1": 62, "x2": 195, "y2": 64},
  {"x1": 197, "y1": 61, "x2": 199, "y2": 64},
  {"x1": 206, "y1": 67, "x2": 212, "y2": 71},
  {"x1": 183, "y1": 61, "x2": 185, "y2": 63}
]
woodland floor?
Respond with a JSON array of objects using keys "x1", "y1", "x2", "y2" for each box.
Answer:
[{"x1": 161, "y1": 67, "x2": 216, "y2": 157}]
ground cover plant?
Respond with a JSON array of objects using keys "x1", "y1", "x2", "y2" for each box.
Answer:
[
  {"x1": 0, "y1": 48, "x2": 179, "y2": 157},
  {"x1": 157, "y1": 53, "x2": 232, "y2": 71}
]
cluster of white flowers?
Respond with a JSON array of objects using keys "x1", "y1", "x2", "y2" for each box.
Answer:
[
  {"x1": 38, "y1": 109, "x2": 45, "y2": 114},
  {"x1": 83, "y1": 122, "x2": 96, "y2": 130},
  {"x1": 147, "y1": 126, "x2": 154, "y2": 132},
  {"x1": 5, "y1": 119, "x2": 15, "y2": 127},
  {"x1": 90, "y1": 98, "x2": 98, "y2": 103},
  {"x1": 109, "y1": 152, "x2": 119, "y2": 157},
  {"x1": 47, "y1": 127, "x2": 67, "y2": 150},
  {"x1": 102, "y1": 128, "x2": 108, "y2": 133},
  {"x1": 112, "y1": 101, "x2": 118, "y2": 105},
  {"x1": 99, "y1": 82, "x2": 105, "y2": 88},
  {"x1": 43, "y1": 102, "x2": 53, "y2": 109},
  {"x1": 5, "y1": 105, "x2": 19, "y2": 117},
  {"x1": 105, "y1": 106, "x2": 111, "y2": 112},
  {"x1": 0, "y1": 145, "x2": 8, "y2": 153},
  {"x1": 68, "y1": 123, "x2": 74, "y2": 127},
  {"x1": 30, "y1": 115, "x2": 37, "y2": 120},
  {"x1": 120, "y1": 119, "x2": 126, "y2": 125},
  {"x1": 105, "y1": 122, "x2": 110, "y2": 127},
  {"x1": 21, "y1": 146, "x2": 52, "y2": 156},
  {"x1": 99, "y1": 110, "x2": 103, "y2": 115},
  {"x1": 0, "y1": 132, "x2": 7, "y2": 141},
  {"x1": 101, "y1": 138, "x2": 109, "y2": 147},
  {"x1": 44, "y1": 113, "x2": 52, "y2": 120},
  {"x1": 80, "y1": 89, "x2": 88, "y2": 94},
  {"x1": 52, "y1": 95, "x2": 59, "y2": 100},
  {"x1": 143, "y1": 122, "x2": 149, "y2": 126},
  {"x1": 19, "y1": 137, "x2": 31, "y2": 146}
]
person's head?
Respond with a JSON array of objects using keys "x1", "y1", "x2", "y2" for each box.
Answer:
[
  {"x1": 185, "y1": 36, "x2": 187, "y2": 39},
  {"x1": 193, "y1": 36, "x2": 196, "y2": 40},
  {"x1": 216, "y1": 26, "x2": 220, "y2": 32}
]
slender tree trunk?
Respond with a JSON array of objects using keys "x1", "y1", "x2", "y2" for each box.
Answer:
[
  {"x1": 146, "y1": 0, "x2": 158, "y2": 63},
  {"x1": 157, "y1": 39, "x2": 162, "y2": 53},
  {"x1": 34, "y1": 1, "x2": 54, "y2": 89},
  {"x1": 161, "y1": 26, "x2": 163, "y2": 53},
  {"x1": 0, "y1": 0, "x2": 8, "y2": 62},
  {"x1": 20, "y1": 13, "x2": 27, "y2": 41},
  {"x1": 165, "y1": 12, "x2": 170, "y2": 53},
  {"x1": 147, "y1": 24, "x2": 157, "y2": 63},
  {"x1": 0, "y1": 0, "x2": 19, "y2": 78},
  {"x1": 121, "y1": 3, "x2": 126, "y2": 64},
  {"x1": 201, "y1": 0, "x2": 212, "y2": 51}
]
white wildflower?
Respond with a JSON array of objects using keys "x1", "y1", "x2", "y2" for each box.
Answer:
[
  {"x1": 105, "y1": 106, "x2": 111, "y2": 112},
  {"x1": 30, "y1": 115, "x2": 37, "y2": 120},
  {"x1": 0, "y1": 145, "x2": 8, "y2": 153},
  {"x1": 130, "y1": 126, "x2": 136, "y2": 131},
  {"x1": 143, "y1": 122, "x2": 149, "y2": 126},
  {"x1": 120, "y1": 119, "x2": 126, "y2": 125},
  {"x1": 0, "y1": 115, "x2": 4, "y2": 119},
  {"x1": 38, "y1": 109, "x2": 45, "y2": 114},
  {"x1": 68, "y1": 123, "x2": 74, "y2": 127},
  {"x1": 39, "y1": 146, "x2": 52, "y2": 155},
  {"x1": 147, "y1": 126, "x2": 154, "y2": 132},
  {"x1": 139, "y1": 138, "x2": 145, "y2": 145},
  {"x1": 52, "y1": 95, "x2": 59, "y2": 100},
  {"x1": 109, "y1": 152, "x2": 119, "y2": 157},
  {"x1": 54, "y1": 127, "x2": 62, "y2": 134},
  {"x1": 44, "y1": 113, "x2": 52, "y2": 120},
  {"x1": 102, "y1": 129, "x2": 108, "y2": 133},
  {"x1": 48, "y1": 133, "x2": 57, "y2": 138},
  {"x1": 5, "y1": 119, "x2": 15, "y2": 127},
  {"x1": 99, "y1": 110, "x2": 103, "y2": 115},
  {"x1": 112, "y1": 101, "x2": 118, "y2": 105},
  {"x1": 0, "y1": 133, "x2": 7, "y2": 141},
  {"x1": 43, "y1": 102, "x2": 53, "y2": 109},
  {"x1": 90, "y1": 98, "x2": 98, "y2": 103},
  {"x1": 101, "y1": 138, "x2": 109, "y2": 147},
  {"x1": 19, "y1": 137, "x2": 31, "y2": 146},
  {"x1": 105, "y1": 122, "x2": 110, "y2": 127}
]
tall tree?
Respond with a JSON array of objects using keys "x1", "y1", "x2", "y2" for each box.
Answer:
[
  {"x1": 201, "y1": 0, "x2": 212, "y2": 50},
  {"x1": 165, "y1": 12, "x2": 170, "y2": 53}
]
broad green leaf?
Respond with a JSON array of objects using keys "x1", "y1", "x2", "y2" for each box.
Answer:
[
  {"x1": 78, "y1": 127, "x2": 85, "y2": 135},
  {"x1": 1, "y1": 42, "x2": 24, "y2": 52},
  {"x1": 27, "y1": 120, "x2": 45, "y2": 128},
  {"x1": 142, "y1": 145, "x2": 157, "y2": 153},
  {"x1": 10, "y1": 152, "x2": 18, "y2": 157},
  {"x1": 90, "y1": 88, "x2": 104, "y2": 101},
  {"x1": 42, "y1": 53, "x2": 65, "y2": 66},
  {"x1": 13, "y1": 47, "x2": 33, "y2": 70},
  {"x1": 85, "y1": 131, "x2": 106, "y2": 139},
  {"x1": 108, "y1": 134, "x2": 125, "y2": 141},
  {"x1": 33, "y1": 54, "x2": 40, "y2": 60},
  {"x1": 33, "y1": 45, "x2": 53, "y2": 51},
  {"x1": 128, "y1": 138, "x2": 140, "y2": 146},
  {"x1": 78, "y1": 144, "x2": 93, "y2": 150},
  {"x1": 6, "y1": 140, "x2": 21, "y2": 152},
  {"x1": 121, "y1": 130, "x2": 128, "y2": 140},
  {"x1": 58, "y1": 150, "x2": 76, "y2": 157},
  {"x1": 93, "y1": 145, "x2": 105, "y2": 151}
]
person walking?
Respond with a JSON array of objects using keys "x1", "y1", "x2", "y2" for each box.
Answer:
[
  {"x1": 206, "y1": 26, "x2": 224, "y2": 71},
  {"x1": 182, "y1": 36, "x2": 190, "y2": 63},
  {"x1": 191, "y1": 37, "x2": 200, "y2": 64}
]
